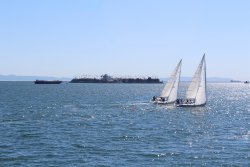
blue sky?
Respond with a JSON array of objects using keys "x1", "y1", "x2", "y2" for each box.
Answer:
[{"x1": 0, "y1": 0, "x2": 249, "y2": 80}]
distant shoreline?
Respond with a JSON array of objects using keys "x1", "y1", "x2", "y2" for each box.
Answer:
[
  {"x1": 0, "y1": 81, "x2": 237, "y2": 84},
  {"x1": 0, "y1": 74, "x2": 242, "y2": 83}
]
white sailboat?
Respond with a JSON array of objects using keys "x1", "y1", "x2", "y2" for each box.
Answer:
[
  {"x1": 176, "y1": 54, "x2": 207, "y2": 107},
  {"x1": 152, "y1": 60, "x2": 182, "y2": 104}
]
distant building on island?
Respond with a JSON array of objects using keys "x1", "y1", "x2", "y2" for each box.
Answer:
[
  {"x1": 70, "y1": 74, "x2": 163, "y2": 84},
  {"x1": 231, "y1": 80, "x2": 250, "y2": 84},
  {"x1": 230, "y1": 80, "x2": 241, "y2": 83}
]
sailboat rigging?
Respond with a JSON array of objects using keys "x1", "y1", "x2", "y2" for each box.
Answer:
[
  {"x1": 152, "y1": 60, "x2": 182, "y2": 104},
  {"x1": 175, "y1": 54, "x2": 207, "y2": 107}
]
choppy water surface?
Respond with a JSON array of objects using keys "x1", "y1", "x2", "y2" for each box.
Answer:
[{"x1": 0, "y1": 82, "x2": 249, "y2": 166}]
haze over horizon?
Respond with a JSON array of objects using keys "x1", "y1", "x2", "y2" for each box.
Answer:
[
  {"x1": 0, "y1": 0, "x2": 249, "y2": 80},
  {"x1": 0, "y1": 74, "x2": 235, "y2": 82}
]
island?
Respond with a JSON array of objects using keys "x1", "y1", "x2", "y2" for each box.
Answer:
[{"x1": 70, "y1": 74, "x2": 162, "y2": 84}]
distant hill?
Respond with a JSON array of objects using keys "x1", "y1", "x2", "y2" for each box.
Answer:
[
  {"x1": 161, "y1": 77, "x2": 232, "y2": 83},
  {"x1": 0, "y1": 75, "x2": 71, "y2": 81},
  {"x1": 206, "y1": 77, "x2": 233, "y2": 83}
]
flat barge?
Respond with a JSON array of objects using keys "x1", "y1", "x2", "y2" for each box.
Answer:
[{"x1": 34, "y1": 80, "x2": 62, "y2": 84}]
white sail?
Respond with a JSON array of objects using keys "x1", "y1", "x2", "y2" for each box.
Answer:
[
  {"x1": 185, "y1": 54, "x2": 206, "y2": 105},
  {"x1": 195, "y1": 55, "x2": 206, "y2": 105},
  {"x1": 160, "y1": 60, "x2": 182, "y2": 102}
]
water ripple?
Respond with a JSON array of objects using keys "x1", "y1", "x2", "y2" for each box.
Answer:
[{"x1": 0, "y1": 82, "x2": 249, "y2": 166}]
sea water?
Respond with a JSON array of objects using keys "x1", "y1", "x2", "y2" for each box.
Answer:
[{"x1": 0, "y1": 82, "x2": 249, "y2": 166}]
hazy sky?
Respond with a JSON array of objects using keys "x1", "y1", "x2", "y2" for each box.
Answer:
[{"x1": 0, "y1": 0, "x2": 249, "y2": 80}]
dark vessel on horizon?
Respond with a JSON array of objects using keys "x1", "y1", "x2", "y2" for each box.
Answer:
[
  {"x1": 34, "y1": 80, "x2": 62, "y2": 84},
  {"x1": 70, "y1": 74, "x2": 162, "y2": 84}
]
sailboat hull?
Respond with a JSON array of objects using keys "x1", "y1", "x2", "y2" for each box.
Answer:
[
  {"x1": 176, "y1": 103, "x2": 206, "y2": 107},
  {"x1": 153, "y1": 100, "x2": 175, "y2": 105},
  {"x1": 151, "y1": 97, "x2": 175, "y2": 105}
]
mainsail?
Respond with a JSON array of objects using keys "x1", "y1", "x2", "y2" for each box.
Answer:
[
  {"x1": 160, "y1": 60, "x2": 182, "y2": 103},
  {"x1": 185, "y1": 54, "x2": 206, "y2": 105}
]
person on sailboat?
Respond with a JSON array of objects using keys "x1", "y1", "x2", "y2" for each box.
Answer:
[{"x1": 161, "y1": 97, "x2": 166, "y2": 102}]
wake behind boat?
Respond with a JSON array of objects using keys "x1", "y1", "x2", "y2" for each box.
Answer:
[
  {"x1": 152, "y1": 60, "x2": 182, "y2": 104},
  {"x1": 176, "y1": 54, "x2": 207, "y2": 107}
]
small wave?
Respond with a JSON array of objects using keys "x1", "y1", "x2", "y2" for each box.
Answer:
[
  {"x1": 0, "y1": 145, "x2": 11, "y2": 149},
  {"x1": 72, "y1": 143, "x2": 85, "y2": 149},
  {"x1": 242, "y1": 131, "x2": 250, "y2": 140},
  {"x1": 19, "y1": 133, "x2": 41, "y2": 139},
  {"x1": 112, "y1": 135, "x2": 144, "y2": 141},
  {"x1": 63, "y1": 104, "x2": 81, "y2": 112},
  {"x1": 80, "y1": 115, "x2": 95, "y2": 120},
  {"x1": 0, "y1": 155, "x2": 35, "y2": 162},
  {"x1": 232, "y1": 130, "x2": 250, "y2": 140},
  {"x1": 142, "y1": 152, "x2": 180, "y2": 159}
]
